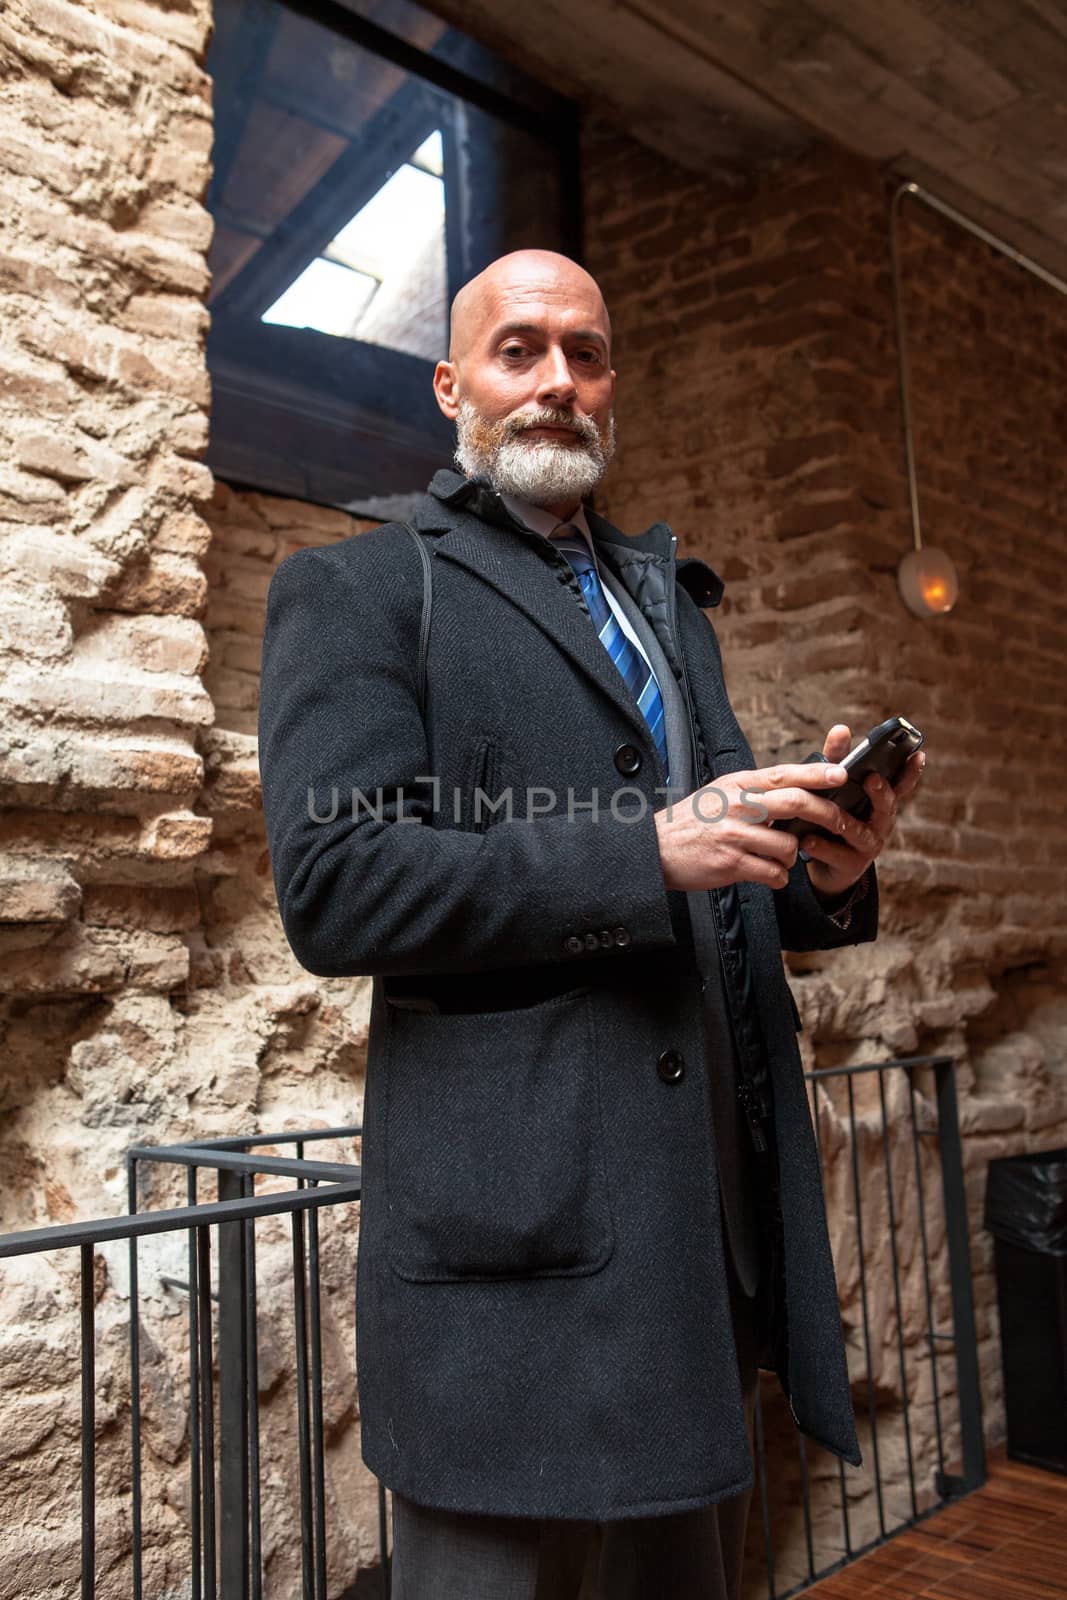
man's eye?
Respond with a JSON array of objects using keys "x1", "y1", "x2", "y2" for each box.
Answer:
[
  {"x1": 574, "y1": 350, "x2": 598, "y2": 363},
  {"x1": 501, "y1": 345, "x2": 527, "y2": 359}
]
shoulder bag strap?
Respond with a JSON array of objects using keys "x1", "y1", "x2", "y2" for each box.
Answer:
[{"x1": 401, "y1": 522, "x2": 432, "y2": 721}]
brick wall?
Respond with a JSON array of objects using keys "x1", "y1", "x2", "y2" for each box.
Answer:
[{"x1": 584, "y1": 121, "x2": 1067, "y2": 1584}]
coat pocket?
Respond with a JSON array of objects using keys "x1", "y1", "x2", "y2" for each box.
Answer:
[
  {"x1": 464, "y1": 737, "x2": 503, "y2": 834},
  {"x1": 384, "y1": 986, "x2": 615, "y2": 1283},
  {"x1": 476, "y1": 738, "x2": 495, "y2": 833}
]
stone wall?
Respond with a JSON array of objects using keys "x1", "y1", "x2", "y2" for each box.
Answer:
[
  {"x1": 1, "y1": 0, "x2": 1066, "y2": 1592},
  {"x1": 0, "y1": 2, "x2": 380, "y2": 1593},
  {"x1": 0, "y1": 0, "x2": 212, "y2": 1585}
]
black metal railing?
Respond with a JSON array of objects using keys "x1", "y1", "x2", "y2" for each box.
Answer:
[
  {"x1": 746, "y1": 1053, "x2": 985, "y2": 1599},
  {"x1": 0, "y1": 1058, "x2": 984, "y2": 1600},
  {"x1": 0, "y1": 1128, "x2": 380, "y2": 1600},
  {"x1": 125, "y1": 1129, "x2": 381, "y2": 1600}
]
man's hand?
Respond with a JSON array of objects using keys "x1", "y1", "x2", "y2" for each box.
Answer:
[
  {"x1": 654, "y1": 758, "x2": 856, "y2": 893},
  {"x1": 653, "y1": 726, "x2": 926, "y2": 896},
  {"x1": 800, "y1": 722, "x2": 926, "y2": 900}
]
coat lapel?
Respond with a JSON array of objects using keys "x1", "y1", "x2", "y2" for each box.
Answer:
[
  {"x1": 420, "y1": 474, "x2": 655, "y2": 748},
  {"x1": 417, "y1": 470, "x2": 728, "y2": 758}
]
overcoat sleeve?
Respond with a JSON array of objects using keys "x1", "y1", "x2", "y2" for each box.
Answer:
[
  {"x1": 773, "y1": 854, "x2": 879, "y2": 952},
  {"x1": 257, "y1": 541, "x2": 679, "y2": 979}
]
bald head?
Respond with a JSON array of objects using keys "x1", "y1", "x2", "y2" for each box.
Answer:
[
  {"x1": 448, "y1": 249, "x2": 611, "y2": 364},
  {"x1": 432, "y1": 248, "x2": 617, "y2": 517}
]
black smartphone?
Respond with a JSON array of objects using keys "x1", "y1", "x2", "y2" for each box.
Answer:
[{"x1": 770, "y1": 715, "x2": 924, "y2": 845}]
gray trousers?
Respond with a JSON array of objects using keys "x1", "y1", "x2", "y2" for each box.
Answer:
[{"x1": 389, "y1": 1272, "x2": 760, "y2": 1600}]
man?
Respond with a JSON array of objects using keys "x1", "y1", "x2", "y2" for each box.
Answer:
[{"x1": 258, "y1": 250, "x2": 923, "y2": 1598}]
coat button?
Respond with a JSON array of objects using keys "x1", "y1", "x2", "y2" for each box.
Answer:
[
  {"x1": 657, "y1": 1049, "x2": 685, "y2": 1083},
  {"x1": 614, "y1": 743, "x2": 641, "y2": 776},
  {"x1": 613, "y1": 927, "x2": 630, "y2": 947},
  {"x1": 583, "y1": 932, "x2": 600, "y2": 951},
  {"x1": 599, "y1": 929, "x2": 614, "y2": 947},
  {"x1": 563, "y1": 935, "x2": 583, "y2": 955}
]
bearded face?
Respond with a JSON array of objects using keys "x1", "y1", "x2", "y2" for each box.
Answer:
[{"x1": 453, "y1": 400, "x2": 616, "y2": 507}]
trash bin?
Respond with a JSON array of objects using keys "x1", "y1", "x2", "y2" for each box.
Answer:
[{"x1": 985, "y1": 1147, "x2": 1067, "y2": 1475}]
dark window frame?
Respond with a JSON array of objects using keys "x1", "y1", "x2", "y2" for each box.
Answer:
[{"x1": 204, "y1": 0, "x2": 583, "y2": 511}]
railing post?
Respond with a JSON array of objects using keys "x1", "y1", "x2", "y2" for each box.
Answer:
[
  {"x1": 218, "y1": 1167, "x2": 250, "y2": 1598},
  {"x1": 127, "y1": 1155, "x2": 143, "y2": 1600},
  {"x1": 934, "y1": 1057, "x2": 986, "y2": 1496},
  {"x1": 81, "y1": 1243, "x2": 96, "y2": 1600}
]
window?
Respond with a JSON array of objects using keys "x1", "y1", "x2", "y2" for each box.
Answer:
[
  {"x1": 261, "y1": 130, "x2": 446, "y2": 357},
  {"x1": 205, "y1": 0, "x2": 581, "y2": 511}
]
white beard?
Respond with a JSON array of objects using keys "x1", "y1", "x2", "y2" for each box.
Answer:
[{"x1": 454, "y1": 400, "x2": 615, "y2": 507}]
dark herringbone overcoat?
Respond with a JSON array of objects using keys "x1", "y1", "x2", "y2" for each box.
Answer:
[{"x1": 257, "y1": 468, "x2": 878, "y2": 1521}]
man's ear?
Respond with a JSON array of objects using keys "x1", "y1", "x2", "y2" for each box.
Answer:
[{"x1": 433, "y1": 360, "x2": 460, "y2": 420}]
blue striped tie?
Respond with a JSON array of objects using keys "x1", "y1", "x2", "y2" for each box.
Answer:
[{"x1": 550, "y1": 525, "x2": 669, "y2": 786}]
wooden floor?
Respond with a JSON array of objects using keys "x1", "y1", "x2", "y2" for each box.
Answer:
[{"x1": 808, "y1": 1453, "x2": 1067, "y2": 1599}]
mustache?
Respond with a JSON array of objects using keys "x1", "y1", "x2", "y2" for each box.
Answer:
[{"x1": 504, "y1": 407, "x2": 602, "y2": 447}]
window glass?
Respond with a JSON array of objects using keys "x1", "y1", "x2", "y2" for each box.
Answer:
[{"x1": 261, "y1": 129, "x2": 446, "y2": 360}]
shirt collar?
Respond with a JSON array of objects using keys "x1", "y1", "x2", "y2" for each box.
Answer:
[{"x1": 499, "y1": 493, "x2": 594, "y2": 552}]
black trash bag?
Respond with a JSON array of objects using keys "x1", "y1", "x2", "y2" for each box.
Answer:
[{"x1": 985, "y1": 1147, "x2": 1067, "y2": 1256}]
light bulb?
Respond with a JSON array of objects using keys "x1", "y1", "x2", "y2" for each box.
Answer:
[{"x1": 897, "y1": 546, "x2": 959, "y2": 617}]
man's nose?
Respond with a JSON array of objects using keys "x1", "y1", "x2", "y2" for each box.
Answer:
[{"x1": 534, "y1": 347, "x2": 577, "y2": 406}]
